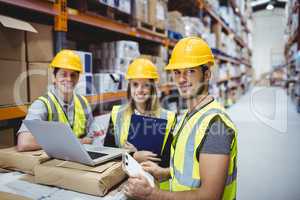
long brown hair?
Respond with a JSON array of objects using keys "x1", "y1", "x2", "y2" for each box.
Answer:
[{"x1": 126, "y1": 79, "x2": 160, "y2": 115}]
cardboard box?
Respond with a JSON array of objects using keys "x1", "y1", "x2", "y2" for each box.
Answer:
[
  {"x1": 74, "y1": 50, "x2": 93, "y2": 73},
  {"x1": 155, "y1": 0, "x2": 167, "y2": 29},
  {"x1": 94, "y1": 73, "x2": 124, "y2": 94},
  {"x1": 0, "y1": 26, "x2": 26, "y2": 61},
  {"x1": 0, "y1": 128, "x2": 15, "y2": 149},
  {"x1": 115, "y1": 40, "x2": 140, "y2": 58},
  {"x1": 0, "y1": 60, "x2": 28, "y2": 106},
  {"x1": 133, "y1": 0, "x2": 148, "y2": 22},
  {"x1": 118, "y1": 0, "x2": 131, "y2": 14},
  {"x1": 26, "y1": 23, "x2": 54, "y2": 62},
  {"x1": 148, "y1": 0, "x2": 157, "y2": 25},
  {"x1": 75, "y1": 73, "x2": 95, "y2": 96},
  {"x1": 28, "y1": 62, "x2": 52, "y2": 102},
  {"x1": 34, "y1": 159, "x2": 126, "y2": 196},
  {"x1": 0, "y1": 147, "x2": 50, "y2": 175},
  {"x1": 0, "y1": 192, "x2": 32, "y2": 200}
]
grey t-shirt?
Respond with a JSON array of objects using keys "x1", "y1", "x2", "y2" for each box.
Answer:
[
  {"x1": 196, "y1": 116, "x2": 234, "y2": 161},
  {"x1": 18, "y1": 87, "x2": 94, "y2": 137}
]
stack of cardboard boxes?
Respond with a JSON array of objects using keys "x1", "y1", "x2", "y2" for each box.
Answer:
[
  {"x1": 133, "y1": 0, "x2": 168, "y2": 30},
  {"x1": 99, "y1": 0, "x2": 131, "y2": 14},
  {"x1": 90, "y1": 40, "x2": 140, "y2": 94},
  {"x1": 0, "y1": 26, "x2": 27, "y2": 106},
  {"x1": 0, "y1": 22, "x2": 54, "y2": 148},
  {"x1": 74, "y1": 51, "x2": 95, "y2": 96},
  {"x1": 0, "y1": 147, "x2": 126, "y2": 197},
  {"x1": 26, "y1": 22, "x2": 54, "y2": 102},
  {"x1": 0, "y1": 22, "x2": 54, "y2": 106},
  {"x1": 167, "y1": 11, "x2": 185, "y2": 35}
]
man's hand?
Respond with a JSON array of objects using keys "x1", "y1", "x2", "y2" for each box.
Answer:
[
  {"x1": 142, "y1": 161, "x2": 169, "y2": 181},
  {"x1": 123, "y1": 175, "x2": 155, "y2": 200},
  {"x1": 134, "y1": 151, "x2": 161, "y2": 163},
  {"x1": 80, "y1": 137, "x2": 93, "y2": 144}
]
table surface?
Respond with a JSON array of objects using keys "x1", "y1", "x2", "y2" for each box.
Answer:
[{"x1": 0, "y1": 172, "x2": 127, "y2": 200}]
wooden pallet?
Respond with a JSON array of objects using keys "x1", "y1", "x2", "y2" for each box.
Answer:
[{"x1": 137, "y1": 21, "x2": 167, "y2": 37}]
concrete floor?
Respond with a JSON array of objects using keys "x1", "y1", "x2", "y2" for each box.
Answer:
[{"x1": 227, "y1": 87, "x2": 300, "y2": 200}]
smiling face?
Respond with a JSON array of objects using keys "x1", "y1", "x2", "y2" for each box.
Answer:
[
  {"x1": 129, "y1": 79, "x2": 152, "y2": 105},
  {"x1": 53, "y1": 68, "x2": 79, "y2": 97},
  {"x1": 172, "y1": 66, "x2": 210, "y2": 99}
]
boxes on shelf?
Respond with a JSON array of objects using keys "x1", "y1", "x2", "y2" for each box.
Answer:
[
  {"x1": 228, "y1": 64, "x2": 241, "y2": 78},
  {"x1": 92, "y1": 40, "x2": 139, "y2": 74},
  {"x1": 133, "y1": 0, "x2": 148, "y2": 23},
  {"x1": 99, "y1": 0, "x2": 131, "y2": 14},
  {"x1": 209, "y1": 83, "x2": 220, "y2": 99},
  {"x1": 75, "y1": 73, "x2": 95, "y2": 96},
  {"x1": 152, "y1": 56, "x2": 167, "y2": 84},
  {"x1": 203, "y1": 33, "x2": 217, "y2": 49},
  {"x1": 295, "y1": 51, "x2": 300, "y2": 72},
  {"x1": 182, "y1": 17, "x2": 204, "y2": 37},
  {"x1": 74, "y1": 50, "x2": 93, "y2": 73},
  {"x1": 0, "y1": 26, "x2": 25, "y2": 61},
  {"x1": 26, "y1": 22, "x2": 54, "y2": 62},
  {"x1": 205, "y1": 0, "x2": 219, "y2": 13},
  {"x1": 93, "y1": 73, "x2": 125, "y2": 94},
  {"x1": 218, "y1": 63, "x2": 229, "y2": 81},
  {"x1": 295, "y1": 83, "x2": 300, "y2": 96},
  {"x1": 100, "y1": 57, "x2": 132, "y2": 74},
  {"x1": 155, "y1": 0, "x2": 167, "y2": 29},
  {"x1": 28, "y1": 62, "x2": 52, "y2": 102},
  {"x1": 167, "y1": 11, "x2": 185, "y2": 35},
  {"x1": 0, "y1": 60, "x2": 28, "y2": 106},
  {"x1": 115, "y1": 40, "x2": 140, "y2": 58},
  {"x1": 148, "y1": 0, "x2": 157, "y2": 25},
  {"x1": 0, "y1": 128, "x2": 15, "y2": 148},
  {"x1": 117, "y1": 0, "x2": 131, "y2": 14},
  {"x1": 99, "y1": 0, "x2": 114, "y2": 7}
]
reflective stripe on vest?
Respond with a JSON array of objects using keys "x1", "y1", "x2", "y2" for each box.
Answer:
[
  {"x1": 38, "y1": 91, "x2": 89, "y2": 138},
  {"x1": 170, "y1": 105, "x2": 237, "y2": 199}
]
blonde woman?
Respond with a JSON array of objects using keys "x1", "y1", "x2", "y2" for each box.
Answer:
[{"x1": 104, "y1": 58, "x2": 176, "y2": 190}]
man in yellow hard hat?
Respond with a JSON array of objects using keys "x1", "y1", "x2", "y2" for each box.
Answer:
[
  {"x1": 124, "y1": 37, "x2": 238, "y2": 200},
  {"x1": 17, "y1": 49, "x2": 94, "y2": 152}
]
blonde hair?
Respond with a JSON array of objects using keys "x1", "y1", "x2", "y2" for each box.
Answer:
[{"x1": 126, "y1": 79, "x2": 160, "y2": 116}]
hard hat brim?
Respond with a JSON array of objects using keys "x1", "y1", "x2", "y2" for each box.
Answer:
[{"x1": 165, "y1": 61, "x2": 214, "y2": 71}]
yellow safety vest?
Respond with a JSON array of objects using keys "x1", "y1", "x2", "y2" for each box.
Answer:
[
  {"x1": 170, "y1": 100, "x2": 237, "y2": 200},
  {"x1": 111, "y1": 105, "x2": 176, "y2": 190},
  {"x1": 38, "y1": 91, "x2": 90, "y2": 138}
]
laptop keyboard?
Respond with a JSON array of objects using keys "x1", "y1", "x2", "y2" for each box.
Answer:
[{"x1": 87, "y1": 151, "x2": 107, "y2": 160}]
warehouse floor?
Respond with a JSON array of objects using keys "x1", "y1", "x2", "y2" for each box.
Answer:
[{"x1": 228, "y1": 86, "x2": 300, "y2": 199}]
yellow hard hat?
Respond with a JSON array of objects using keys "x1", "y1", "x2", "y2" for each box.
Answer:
[
  {"x1": 126, "y1": 58, "x2": 159, "y2": 80},
  {"x1": 50, "y1": 49, "x2": 82, "y2": 72},
  {"x1": 165, "y1": 37, "x2": 214, "y2": 70}
]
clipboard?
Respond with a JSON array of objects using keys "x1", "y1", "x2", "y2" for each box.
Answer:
[{"x1": 127, "y1": 114, "x2": 167, "y2": 155}]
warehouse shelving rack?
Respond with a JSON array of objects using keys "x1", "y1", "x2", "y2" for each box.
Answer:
[
  {"x1": 285, "y1": 1, "x2": 300, "y2": 112},
  {"x1": 0, "y1": 0, "x2": 253, "y2": 121}
]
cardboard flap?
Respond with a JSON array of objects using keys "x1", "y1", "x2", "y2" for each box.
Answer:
[
  {"x1": 0, "y1": 192, "x2": 33, "y2": 200},
  {"x1": 54, "y1": 159, "x2": 118, "y2": 173},
  {"x1": 0, "y1": 15, "x2": 37, "y2": 33},
  {"x1": 2, "y1": 147, "x2": 49, "y2": 159}
]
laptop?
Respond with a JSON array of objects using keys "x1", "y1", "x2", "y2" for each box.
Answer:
[{"x1": 23, "y1": 120, "x2": 126, "y2": 166}]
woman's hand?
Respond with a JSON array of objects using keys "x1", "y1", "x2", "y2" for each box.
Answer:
[
  {"x1": 123, "y1": 142, "x2": 138, "y2": 152},
  {"x1": 133, "y1": 151, "x2": 161, "y2": 163}
]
